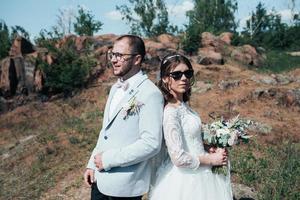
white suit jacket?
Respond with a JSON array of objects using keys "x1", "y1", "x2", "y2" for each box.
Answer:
[{"x1": 87, "y1": 72, "x2": 164, "y2": 197}]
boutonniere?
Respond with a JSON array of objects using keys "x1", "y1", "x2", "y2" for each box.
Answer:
[{"x1": 122, "y1": 97, "x2": 144, "y2": 119}]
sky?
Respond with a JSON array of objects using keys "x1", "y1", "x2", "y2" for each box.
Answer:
[{"x1": 0, "y1": 0, "x2": 299, "y2": 41}]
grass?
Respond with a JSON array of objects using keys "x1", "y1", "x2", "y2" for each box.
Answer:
[
  {"x1": 2, "y1": 85, "x2": 299, "y2": 199},
  {"x1": 258, "y1": 50, "x2": 300, "y2": 73},
  {"x1": 231, "y1": 139, "x2": 300, "y2": 200},
  {"x1": 0, "y1": 97, "x2": 103, "y2": 199}
]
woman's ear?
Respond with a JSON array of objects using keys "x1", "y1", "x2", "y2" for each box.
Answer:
[{"x1": 162, "y1": 76, "x2": 169, "y2": 84}]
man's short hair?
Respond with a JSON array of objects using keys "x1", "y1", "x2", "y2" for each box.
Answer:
[{"x1": 116, "y1": 35, "x2": 146, "y2": 61}]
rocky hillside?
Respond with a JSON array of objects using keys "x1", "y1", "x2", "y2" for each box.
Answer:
[{"x1": 0, "y1": 33, "x2": 299, "y2": 199}]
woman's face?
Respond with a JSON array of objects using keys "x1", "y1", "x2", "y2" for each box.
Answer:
[{"x1": 163, "y1": 63, "x2": 192, "y2": 98}]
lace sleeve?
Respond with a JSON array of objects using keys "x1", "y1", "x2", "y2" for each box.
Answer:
[{"x1": 163, "y1": 107, "x2": 200, "y2": 169}]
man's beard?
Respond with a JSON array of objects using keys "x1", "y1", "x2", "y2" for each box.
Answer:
[{"x1": 114, "y1": 61, "x2": 133, "y2": 78}]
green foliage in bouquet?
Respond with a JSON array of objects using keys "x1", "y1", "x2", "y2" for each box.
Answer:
[{"x1": 201, "y1": 115, "x2": 253, "y2": 175}]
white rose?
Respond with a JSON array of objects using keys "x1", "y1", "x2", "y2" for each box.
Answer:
[
  {"x1": 216, "y1": 128, "x2": 230, "y2": 137},
  {"x1": 228, "y1": 132, "x2": 238, "y2": 146}
]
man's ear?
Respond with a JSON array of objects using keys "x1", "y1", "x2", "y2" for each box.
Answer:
[{"x1": 134, "y1": 55, "x2": 142, "y2": 66}]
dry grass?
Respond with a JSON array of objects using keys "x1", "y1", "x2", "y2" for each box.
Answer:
[{"x1": 1, "y1": 61, "x2": 299, "y2": 199}]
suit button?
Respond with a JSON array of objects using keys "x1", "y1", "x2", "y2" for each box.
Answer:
[{"x1": 104, "y1": 136, "x2": 108, "y2": 140}]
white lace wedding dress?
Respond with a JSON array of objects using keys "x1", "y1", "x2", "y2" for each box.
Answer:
[{"x1": 149, "y1": 103, "x2": 233, "y2": 200}]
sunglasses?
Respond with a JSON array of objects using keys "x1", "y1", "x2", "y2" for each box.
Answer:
[
  {"x1": 108, "y1": 51, "x2": 138, "y2": 62},
  {"x1": 169, "y1": 70, "x2": 194, "y2": 80}
]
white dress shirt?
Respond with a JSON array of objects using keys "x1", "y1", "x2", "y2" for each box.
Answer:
[{"x1": 109, "y1": 70, "x2": 143, "y2": 119}]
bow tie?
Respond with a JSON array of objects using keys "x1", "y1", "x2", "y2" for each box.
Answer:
[{"x1": 115, "y1": 79, "x2": 129, "y2": 91}]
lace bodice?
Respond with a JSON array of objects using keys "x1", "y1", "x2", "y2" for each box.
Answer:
[{"x1": 163, "y1": 103, "x2": 205, "y2": 170}]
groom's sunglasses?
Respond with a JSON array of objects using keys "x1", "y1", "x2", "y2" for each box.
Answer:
[{"x1": 169, "y1": 70, "x2": 194, "y2": 80}]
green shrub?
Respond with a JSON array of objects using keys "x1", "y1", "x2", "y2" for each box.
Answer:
[
  {"x1": 180, "y1": 0, "x2": 238, "y2": 54},
  {"x1": 180, "y1": 25, "x2": 201, "y2": 55},
  {"x1": 0, "y1": 21, "x2": 11, "y2": 60},
  {"x1": 259, "y1": 51, "x2": 300, "y2": 73},
  {"x1": 68, "y1": 136, "x2": 80, "y2": 144},
  {"x1": 37, "y1": 39, "x2": 96, "y2": 95},
  {"x1": 63, "y1": 116, "x2": 86, "y2": 133}
]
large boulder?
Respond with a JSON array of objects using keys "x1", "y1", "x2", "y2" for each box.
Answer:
[
  {"x1": 23, "y1": 54, "x2": 39, "y2": 92},
  {"x1": 250, "y1": 87, "x2": 300, "y2": 108},
  {"x1": 93, "y1": 34, "x2": 117, "y2": 49},
  {"x1": 251, "y1": 75, "x2": 277, "y2": 85},
  {"x1": 55, "y1": 34, "x2": 77, "y2": 49},
  {"x1": 0, "y1": 96, "x2": 9, "y2": 113},
  {"x1": 34, "y1": 69, "x2": 44, "y2": 92},
  {"x1": 219, "y1": 32, "x2": 233, "y2": 45},
  {"x1": 197, "y1": 47, "x2": 224, "y2": 65},
  {"x1": 9, "y1": 36, "x2": 35, "y2": 57},
  {"x1": 231, "y1": 45, "x2": 265, "y2": 67},
  {"x1": 200, "y1": 32, "x2": 234, "y2": 59},
  {"x1": 94, "y1": 34, "x2": 118, "y2": 42},
  {"x1": 232, "y1": 183, "x2": 258, "y2": 200},
  {"x1": 0, "y1": 58, "x2": 14, "y2": 96},
  {"x1": 0, "y1": 54, "x2": 42, "y2": 97},
  {"x1": 200, "y1": 32, "x2": 265, "y2": 66},
  {"x1": 75, "y1": 35, "x2": 89, "y2": 51},
  {"x1": 13, "y1": 56, "x2": 27, "y2": 93},
  {"x1": 277, "y1": 89, "x2": 300, "y2": 107},
  {"x1": 201, "y1": 32, "x2": 219, "y2": 48},
  {"x1": 218, "y1": 79, "x2": 240, "y2": 90},
  {"x1": 144, "y1": 40, "x2": 166, "y2": 58},
  {"x1": 157, "y1": 34, "x2": 179, "y2": 49}
]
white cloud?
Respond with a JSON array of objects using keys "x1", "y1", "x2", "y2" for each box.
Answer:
[
  {"x1": 239, "y1": 15, "x2": 250, "y2": 29},
  {"x1": 277, "y1": 9, "x2": 293, "y2": 22},
  {"x1": 167, "y1": 0, "x2": 194, "y2": 18},
  {"x1": 104, "y1": 1, "x2": 194, "y2": 24},
  {"x1": 105, "y1": 10, "x2": 122, "y2": 20},
  {"x1": 268, "y1": 9, "x2": 294, "y2": 24},
  {"x1": 239, "y1": 9, "x2": 294, "y2": 30}
]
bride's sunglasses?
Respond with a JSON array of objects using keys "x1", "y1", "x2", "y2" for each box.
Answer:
[{"x1": 169, "y1": 70, "x2": 194, "y2": 80}]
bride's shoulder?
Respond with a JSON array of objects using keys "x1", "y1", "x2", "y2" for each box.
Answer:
[
  {"x1": 164, "y1": 103, "x2": 181, "y2": 111},
  {"x1": 163, "y1": 103, "x2": 183, "y2": 117}
]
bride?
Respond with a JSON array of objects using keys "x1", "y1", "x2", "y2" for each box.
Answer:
[{"x1": 149, "y1": 54, "x2": 233, "y2": 200}]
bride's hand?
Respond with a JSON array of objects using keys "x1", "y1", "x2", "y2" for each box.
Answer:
[
  {"x1": 208, "y1": 146, "x2": 217, "y2": 153},
  {"x1": 204, "y1": 144, "x2": 216, "y2": 153},
  {"x1": 209, "y1": 149, "x2": 227, "y2": 166}
]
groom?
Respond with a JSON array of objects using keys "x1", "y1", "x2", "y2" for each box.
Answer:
[{"x1": 84, "y1": 35, "x2": 164, "y2": 200}]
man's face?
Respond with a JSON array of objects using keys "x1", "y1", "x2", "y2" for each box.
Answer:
[{"x1": 110, "y1": 39, "x2": 136, "y2": 77}]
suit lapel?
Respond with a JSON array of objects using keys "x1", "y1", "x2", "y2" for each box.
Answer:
[
  {"x1": 103, "y1": 84, "x2": 118, "y2": 127},
  {"x1": 104, "y1": 73, "x2": 148, "y2": 130}
]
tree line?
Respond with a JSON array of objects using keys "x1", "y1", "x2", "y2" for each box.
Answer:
[
  {"x1": 0, "y1": 1, "x2": 299, "y2": 95},
  {"x1": 0, "y1": 6, "x2": 102, "y2": 59},
  {"x1": 1, "y1": 0, "x2": 300, "y2": 58}
]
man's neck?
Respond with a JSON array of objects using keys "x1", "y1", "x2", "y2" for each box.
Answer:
[{"x1": 121, "y1": 68, "x2": 140, "y2": 81}]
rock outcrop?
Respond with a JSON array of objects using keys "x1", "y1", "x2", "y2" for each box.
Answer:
[
  {"x1": 231, "y1": 45, "x2": 265, "y2": 66},
  {"x1": 9, "y1": 36, "x2": 35, "y2": 57},
  {"x1": 0, "y1": 32, "x2": 289, "y2": 117},
  {"x1": 197, "y1": 32, "x2": 265, "y2": 66}
]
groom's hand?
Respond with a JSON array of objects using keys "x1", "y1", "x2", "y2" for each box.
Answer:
[
  {"x1": 84, "y1": 168, "x2": 94, "y2": 187},
  {"x1": 94, "y1": 153, "x2": 104, "y2": 171}
]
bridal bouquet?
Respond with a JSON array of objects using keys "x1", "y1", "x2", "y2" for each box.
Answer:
[{"x1": 201, "y1": 115, "x2": 252, "y2": 175}]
